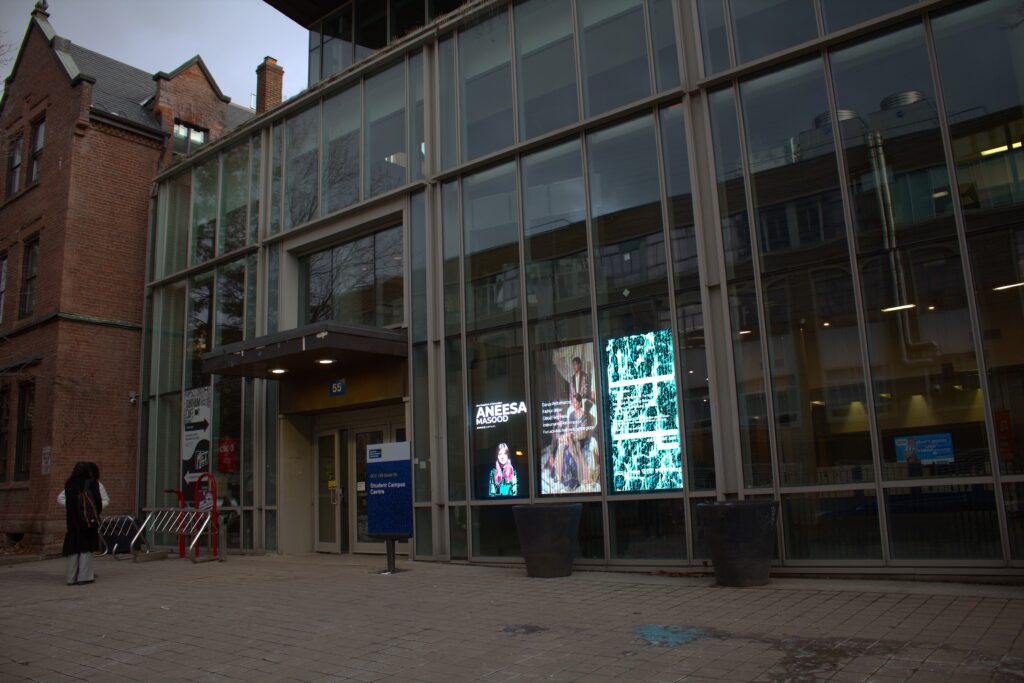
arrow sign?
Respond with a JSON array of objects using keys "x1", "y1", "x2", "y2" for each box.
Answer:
[{"x1": 185, "y1": 419, "x2": 209, "y2": 432}]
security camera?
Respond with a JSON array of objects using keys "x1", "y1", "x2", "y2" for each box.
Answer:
[{"x1": 129, "y1": 391, "x2": 139, "y2": 405}]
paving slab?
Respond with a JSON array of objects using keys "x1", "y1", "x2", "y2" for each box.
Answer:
[{"x1": 0, "y1": 554, "x2": 1022, "y2": 682}]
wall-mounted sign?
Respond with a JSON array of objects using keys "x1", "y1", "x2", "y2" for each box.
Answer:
[
  {"x1": 41, "y1": 446, "x2": 51, "y2": 476},
  {"x1": 366, "y1": 441, "x2": 412, "y2": 538},
  {"x1": 182, "y1": 386, "x2": 212, "y2": 499},
  {"x1": 329, "y1": 379, "x2": 348, "y2": 397},
  {"x1": 894, "y1": 433, "x2": 954, "y2": 463}
]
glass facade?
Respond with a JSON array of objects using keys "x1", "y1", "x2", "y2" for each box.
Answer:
[{"x1": 142, "y1": 0, "x2": 1023, "y2": 572}]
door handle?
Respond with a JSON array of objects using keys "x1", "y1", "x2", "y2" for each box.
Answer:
[{"x1": 330, "y1": 487, "x2": 338, "y2": 506}]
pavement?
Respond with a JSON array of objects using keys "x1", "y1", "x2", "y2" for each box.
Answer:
[{"x1": 1, "y1": 553, "x2": 1023, "y2": 682}]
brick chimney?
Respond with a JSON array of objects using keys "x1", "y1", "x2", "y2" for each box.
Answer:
[{"x1": 256, "y1": 56, "x2": 284, "y2": 113}]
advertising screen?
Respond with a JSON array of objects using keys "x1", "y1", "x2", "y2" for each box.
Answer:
[
  {"x1": 535, "y1": 342, "x2": 602, "y2": 495},
  {"x1": 894, "y1": 433, "x2": 954, "y2": 464},
  {"x1": 473, "y1": 400, "x2": 528, "y2": 499},
  {"x1": 605, "y1": 330, "x2": 682, "y2": 491}
]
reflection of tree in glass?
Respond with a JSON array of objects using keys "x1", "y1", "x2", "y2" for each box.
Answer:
[
  {"x1": 217, "y1": 262, "x2": 246, "y2": 347},
  {"x1": 219, "y1": 143, "x2": 249, "y2": 253},
  {"x1": 187, "y1": 277, "x2": 212, "y2": 389},
  {"x1": 191, "y1": 160, "x2": 217, "y2": 263}
]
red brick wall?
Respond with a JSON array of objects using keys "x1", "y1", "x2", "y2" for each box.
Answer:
[{"x1": 153, "y1": 61, "x2": 239, "y2": 166}]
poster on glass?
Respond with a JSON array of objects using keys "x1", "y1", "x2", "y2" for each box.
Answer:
[
  {"x1": 536, "y1": 342, "x2": 602, "y2": 495},
  {"x1": 605, "y1": 330, "x2": 682, "y2": 492}
]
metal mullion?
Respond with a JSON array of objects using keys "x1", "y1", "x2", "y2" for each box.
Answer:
[
  {"x1": 358, "y1": 80, "x2": 366, "y2": 202},
  {"x1": 455, "y1": 178, "x2": 474, "y2": 560},
  {"x1": 922, "y1": 12, "x2": 1011, "y2": 566},
  {"x1": 405, "y1": 55, "x2": 412, "y2": 188},
  {"x1": 640, "y1": 0, "x2": 657, "y2": 96},
  {"x1": 878, "y1": 475, "x2": 999, "y2": 490},
  {"x1": 507, "y1": 3, "x2": 521, "y2": 145},
  {"x1": 731, "y1": 80, "x2": 782, "y2": 499},
  {"x1": 820, "y1": 46, "x2": 892, "y2": 565},
  {"x1": 578, "y1": 128, "x2": 609, "y2": 560},
  {"x1": 721, "y1": 0, "x2": 737, "y2": 70},
  {"x1": 651, "y1": 102, "x2": 690, "y2": 566},
  {"x1": 512, "y1": 152, "x2": 534, "y2": 503},
  {"x1": 452, "y1": 26, "x2": 462, "y2": 166},
  {"x1": 569, "y1": 0, "x2": 586, "y2": 127},
  {"x1": 812, "y1": 0, "x2": 825, "y2": 39},
  {"x1": 427, "y1": 185, "x2": 450, "y2": 559},
  {"x1": 668, "y1": 0, "x2": 687, "y2": 90}
]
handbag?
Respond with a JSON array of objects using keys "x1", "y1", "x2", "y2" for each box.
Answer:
[{"x1": 80, "y1": 486, "x2": 101, "y2": 528}]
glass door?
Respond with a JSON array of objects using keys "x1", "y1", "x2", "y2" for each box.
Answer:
[{"x1": 315, "y1": 432, "x2": 340, "y2": 552}]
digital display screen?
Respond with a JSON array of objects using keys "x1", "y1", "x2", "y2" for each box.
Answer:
[
  {"x1": 894, "y1": 433, "x2": 954, "y2": 464},
  {"x1": 605, "y1": 330, "x2": 682, "y2": 492},
  {"x1": 535, "y1": 342, "x2": 602, "y2": 495},
  {"x1": 474, "y1": 401, "x2": 527, "y2": 498}
]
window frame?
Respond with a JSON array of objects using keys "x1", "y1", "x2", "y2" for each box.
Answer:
[
  {"x1": 6, "y1": 134, "x2": 22, "y2": 198},
  {"x1": 28, "y1": 117, "x2": 44, "y2": 186},
  {"x1": 0, "y1": 384, "x2": 9, "y2": 483},
  {"x1": 19, "y1": 238, "x2": 39, "y2": 319},
  {"x1": 13, "y1": 380, "x2": 33, "y2": 482}
]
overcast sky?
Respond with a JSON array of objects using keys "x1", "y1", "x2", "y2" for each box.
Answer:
[{"x1": 0, "y1": 0, "x2": 309, "y2": 108}]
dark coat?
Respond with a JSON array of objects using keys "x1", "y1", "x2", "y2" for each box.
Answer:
[{"x1": 62, "y1": 476, "x2": 103, "y2": 555}]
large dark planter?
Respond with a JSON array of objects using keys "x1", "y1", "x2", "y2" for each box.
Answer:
[
  {"x1": 513, "y1": 504, "x2": 582, "y2": 578},
  {"x1": 697, "y1": 500, "x2": 778, "y2": 587}
]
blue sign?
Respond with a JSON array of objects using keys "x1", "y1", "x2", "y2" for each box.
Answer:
[
  {"x1": 329, "y1": 379, "x2": 347, "y2": 397},
  {"x1": 366, "y1": 442, "x2": 413, "y2": 538},
  {"x1": 894, "y1": 433, "x2": 954, "y2": 463}
]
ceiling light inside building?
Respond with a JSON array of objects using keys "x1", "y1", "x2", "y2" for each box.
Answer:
[
  {"x1": 994, "y1": 281, "x2": 1024, "y2": 291},
  {"x1": 317, "y1": 359, "x2": 335, "y2": 365},
  {"x1": 270, "y1": 368, "x2": 287, "y2": 374},
  {"x1": 881, "y1": 304, "x2": 916, "y2": 313}
]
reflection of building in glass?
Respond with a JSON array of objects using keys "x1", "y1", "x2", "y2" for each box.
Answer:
[{"x1": 113, "y1": 0, "x2": 1024, "y2": 573}]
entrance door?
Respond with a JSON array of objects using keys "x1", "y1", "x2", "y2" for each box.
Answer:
[
  {"x1": 314, "y1": 430, "x2": 349, "y2": 553},
  {"x1": 352, "y1": 423, "x2": 408, "y2": 554}
]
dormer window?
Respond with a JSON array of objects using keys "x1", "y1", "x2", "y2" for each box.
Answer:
[{"x1": 173, "y1": 122, "x2": 207, "y2": 156}]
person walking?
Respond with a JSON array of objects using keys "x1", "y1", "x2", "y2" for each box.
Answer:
[{"x1": 62, "y1": 461, "x2": 103, "y2": 585}]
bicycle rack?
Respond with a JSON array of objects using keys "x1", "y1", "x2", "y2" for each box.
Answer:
[
  {"x1": 95, "y1": 515, "x2": 145, "y2": 560},
  {"x1": 130, "y1": 507, "x2": 217, "y2": 563}
]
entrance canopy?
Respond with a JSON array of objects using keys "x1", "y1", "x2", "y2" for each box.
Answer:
[{"x1": 202, "y1": 321, "x2": 407, "y2": 379}]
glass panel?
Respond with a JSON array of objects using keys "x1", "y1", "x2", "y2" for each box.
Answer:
[
  {"x1": 445, "y1": 338, "x2": 466, "y2": 501},
  {"x1": 215, "y1": 260, "x2": 245, "y2": 348},
  {"x1": 741, "y1": 58, "x2": 847, "y2": 273},
  {"x1": 460, "y1": 11, "x2": 514, "y2": 161},
  {"x1": 728, "y1": 282, "x2": 772, "y2": 487},
  {"x1": 149, "y1": 282, "x2": 185, "y2": 395},
  {"x1": 442, "y1": 180, "x2": 461, "y2": 336},
  {"x1": 438, "y1": 36, "x2": 457, "y2": 170},
  {"x1": 822, "y1": 0, "x2": 917, "y2": 33},
  {"x1": 248, "y1": 136, "x2": 260, "y2": 244},
  {"x1": 522, "y1": 140, "x2": 588, "y2": 319},
  {"x1": 190, "y1": 158, "x2": 217, "y2": 266},
  {"x1": 577, "y1": 0, "x2": 650, "y2": 117},
  {"x1": 157, "y1": 171, "x2": 190, "y2": 278},
  {"x1": 577, "y1": 502, "x2": 605, "y2": 559},
  {"x1": 285, "y1": 106, "x2": 320, "y2": 230},
  {"x1": 860, "y1": 243, "x2": 989, "y2": 479},
  {"x1": 267, "y1": 243, "x2": 279, "y2": 334},
  {"x1": 270, "y1": 124, "x2": 283, "y2": 236},
  {"x1": 464, "y1": 162, "x2": 521, "y2": 331},
  {"x1": 391, "y1": 0, "x2": 426, "y2": 40},
  {"x1": 415, "y1": 507, "x2": 433, "y2": 556},
  {"x1": 218, "y1": 142, "x2": 248, "y2": 254},
  {"x1": 649, "y1": 0, "x2": 680, "y2": 91},
  {"x1": 531, "y1": 315, "x2": 602, "y2": 496},
  {"x1": 449, "y1": 505, "x2": 468, "y2": 559},
  {"x1": 661, "y1": 105, "x2": 697, "y2": 291},
  {"x1": 245, "y1": 254, "x2": 256, "y2": 340},
  {"x1": 411, "y1": 191, "x2": 427, "y2": 343},
  {"x1": 885, "y1": 484, "x2": 1001, "y2": 560},
  {"x1": 968, "y1": 230, "x2": 1024, "y2": 475},
  {"x1": 587, "y1": 115, "x2": 667, "y2": 306},
  {"x1": 690, "y1": 498, "x2": 710, "y2": 558},
  {"x1": 265, "y1": 380, "x2": 278, "y2": 507},
  {"x1": 322, "y1": 86, "x2": 360, "y2": 214},
  {"x1": 764, "y1": 267, "x2": 873, "y2": 486},
  {"x1": 185, "y1": 272, "x2": 212, "y2": 390},
  {"x1": 783, "y1": 490, "x2": 881, "y2": 560},
  {"x1": 317, "y1": 434, "x2": 337, "y2": 544},
  {"x1": 213, "y1": 375, "x2": 242, "y2": 528},
  {"x1": 431, "y1": 0, "x2": 463, "y2": 18},
  {"x1": 609, "y1": 498, "x2": 686, "y2": 559},
  {"x1": 355, "y1": 429, "x2": 384, "y2": 543},
  {"x1": 599, "y1": 303, "x2": 682, "y2": 493},
  {"x1": 709, "y1": 87, "x2": 752, "y2": 280},
  {"x1": 830, "y1": 24, "x2": 955, "y2": 253},
  {"x1": 1005, "y1": 483, "x2": 1024, "y2": 560},
  {"x1": 471, "y1": 505, "x2": 521, "y2": 557},
  {"x1": 413, "y1": 344, "x2": 431, "y2": 503},
  {"x1": 409, "y1": 51, "x2": 425, "y2": 181},
  {"x1": 355, "y1": 0, "x2": 387, "y2": 60},
  {"x1": 514, "y1": 0, "x2": 579, "y2": 141},
  {"x1": 365, "y1": 62, "x2": 407, "y2": 198},
  {"x1": 697, "y1": 0, "x2": 730, "y2": 76},
  {"x1": 677, "y1": 291, "x2": 714, "y2": 490},
  {"x1": 730, "y1": 0, "x2": 817, "y2": 65},
  {"x1": 467, "y1": 327, "x2": 529, "y2": 500},
  {"x1": 322, "y1": 5, "x2": 354, "y2": 79},
  {"x1": 934, "y1": 0, "x2": 1024, "y2": 233},
  {"x1": 265, "y1": 509, "x2": 277, "y2": 552},
  {"x1": 242, "y1": 378, "x2": 254, "y2": 507}
]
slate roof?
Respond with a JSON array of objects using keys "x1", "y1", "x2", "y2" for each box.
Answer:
[{"x1": 65, "y1": 43, "x2": 162, "y2": 132}]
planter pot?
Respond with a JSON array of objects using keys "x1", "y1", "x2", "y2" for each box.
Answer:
[
  {"x1": 697, "y1": 500, "x2": 778, "y2": 587},
  {"x1": 513, "y1": 504, "x2": 582, "y2": 578}
]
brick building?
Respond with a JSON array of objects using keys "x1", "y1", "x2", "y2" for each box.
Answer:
[{"x1": 0, "y1": 1, "x2": 258, "y2": 553}]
